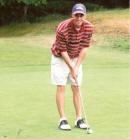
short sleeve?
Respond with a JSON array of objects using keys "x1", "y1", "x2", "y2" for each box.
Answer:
[
  {"x1": 80, "y1": 25, "x2": 94, "y2": 48},
  {"x1": 55, "y1": 31, "x2": 67, "y2": 53}
]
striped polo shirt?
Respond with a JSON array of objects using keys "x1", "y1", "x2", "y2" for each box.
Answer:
[{"x1": 51, "y1": 18, "x2": 94, "y2": 58}]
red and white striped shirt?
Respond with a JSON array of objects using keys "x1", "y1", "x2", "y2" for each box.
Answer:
[{"x1": 51, "y1": 18, "x2": 94, "y2": 58}]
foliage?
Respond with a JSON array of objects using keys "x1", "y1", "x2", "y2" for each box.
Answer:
[
  {"x1": 46, "y1": 1, "x2": 104, "y2": 14},
  {"x1": 0, "y1": 0, "x2": 4, "y2": 5},
  {"x1": 85, "y1": 3, "x2": 104, "y2": 11},
  {"x1": 46, "y1": 1, "x2": 75, "y2": 14},
  {"x1": 0, "y1": 0, "x2": 46, "y2": 6},
  {"x1": 0, "y1": 1, "x2": 47, "y2": 25},
  {"x1": 18, "y1": 0, "x2": 46, "y2": 5},
  {"x1": 0, "y1": 0, "x2": 129, "y2": 25},
  {"x1": 72, "y1": 0, "x2": 129, "y2": 8}
]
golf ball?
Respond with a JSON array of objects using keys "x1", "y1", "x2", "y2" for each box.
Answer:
[{"x1": 86, "y1": 129, "x2": 93, "y2": 134}]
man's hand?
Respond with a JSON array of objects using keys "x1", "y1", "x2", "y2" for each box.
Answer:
[
  {"x1": 70, "y1": 66, "x2": 78, "y2": 82},
  {"x1": 75, "y1": 48, "x2": 87, "y2": 70},
  {"x1": 72, "y1": 48, "x2": 87, "y2": 83},
  {"x1": 61, "y1": 52, "x2": 79, "y2": 82}
]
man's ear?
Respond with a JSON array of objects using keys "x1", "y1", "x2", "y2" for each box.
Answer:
[
  {"x1": 72, "y1": 13, "x2": 75, "y2": 18},
  {"x1": 84, "y1": 14, "x2": 87, "y2": 19}
]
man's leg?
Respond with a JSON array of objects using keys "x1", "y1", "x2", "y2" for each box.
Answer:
[
  {"x1": 71, "y1": 85, "x2": 82, "y2": 119},
  {"x1": 71, "y1": 85, "x2": 89, "y2": 129},
  {"x1": 51, "y1": 55, "x2": 71, "y2": 130},
  {"x1": 56, "y1": 85, "x2": 71, "y2": 130},
  {"x1": 56, "y1": 85, "x2": 66, "y2": 118}
]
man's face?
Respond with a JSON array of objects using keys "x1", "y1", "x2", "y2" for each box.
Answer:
[{"x1": 72, "y1": 13, "x2": 86, "y2": 28}]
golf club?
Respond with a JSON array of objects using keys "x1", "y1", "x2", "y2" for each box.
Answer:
[{"x1": 76, "y1": 81, "x2": 93, "y2": 134}]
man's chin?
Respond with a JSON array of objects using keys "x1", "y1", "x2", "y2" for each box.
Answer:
[
  {"x1": 76, "y1": 23, "x2": 82, "y2": 28},
  {"x1": 74, "y1": 21, "x2": 83, "y2": 28}
]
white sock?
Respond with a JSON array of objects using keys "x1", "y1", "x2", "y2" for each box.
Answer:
[
  {"x1": 76, "y1": 117, "x2": 82, "y2": 121},
  {"x1": 60, "y1": 117, "x2": 67, "y2": 122}
]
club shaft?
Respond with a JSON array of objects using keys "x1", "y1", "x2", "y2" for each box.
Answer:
[{"x1": 78, "y1": 86, "x2": 88, "y2": 124}]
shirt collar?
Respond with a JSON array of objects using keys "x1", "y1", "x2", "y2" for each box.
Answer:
[{"x1": 70, "y1": 18, "x2": 85, "y2": 33}]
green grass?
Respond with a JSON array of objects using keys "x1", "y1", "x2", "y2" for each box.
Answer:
[{"x1": 0, "y1": 8, "x2": 129, "y2": 139}]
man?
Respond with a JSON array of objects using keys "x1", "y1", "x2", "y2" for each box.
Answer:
[{"x1": 51, "y1": 3, "x2": 94, "y2": 131}]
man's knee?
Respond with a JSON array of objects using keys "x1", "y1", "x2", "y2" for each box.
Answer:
[
  {"x1": 71, "y1": 85, "x2": 79, "y2": 94},
  {"x1": 57, "y1": 85, "x2": 65, "y2": 93}
]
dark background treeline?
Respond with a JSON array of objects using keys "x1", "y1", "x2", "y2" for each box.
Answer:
[{"x1": 0, "y1": 0, "x2": 129, "y2": 26}]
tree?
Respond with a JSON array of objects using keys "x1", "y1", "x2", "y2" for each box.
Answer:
[
  {"x1": 0, "y1": 0, "x2": 46, "y2": 6},
  {"x1": 0, "y1": 0, "x2": 46, "y2": 21},
  {"x1": 18, "y1": 0, "x2": 46, "y2": 21}
]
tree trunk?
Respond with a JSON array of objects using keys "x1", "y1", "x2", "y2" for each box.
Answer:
[{"x1": 23, "y1": 4, "x2": 28, "y2": 22}]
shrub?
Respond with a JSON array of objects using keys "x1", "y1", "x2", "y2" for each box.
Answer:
[
  {"x1": 84, "y1": 2, "x2": 105, "y2": 11},
  {"x1": 46, "y1": 0, "x2": 75, "y2": 14}
]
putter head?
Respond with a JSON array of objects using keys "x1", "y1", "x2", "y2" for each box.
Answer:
[{"x1": 86, "y1": 128, "x2": 93, "y2": 134}]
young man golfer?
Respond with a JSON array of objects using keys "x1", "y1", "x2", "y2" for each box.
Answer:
[{"x1": 51, "y1": 3, "x2": 94, "y2": 130}]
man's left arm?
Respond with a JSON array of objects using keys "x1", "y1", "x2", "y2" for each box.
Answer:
[
  {"x1": 75, "y1": 24, "x2": 94, "y2": 74},
  {"x1": 74, "y1": 47, "x2": 87, "y2": 73}
]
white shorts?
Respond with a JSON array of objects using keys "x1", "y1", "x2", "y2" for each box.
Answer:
[{"x1": 51, "y1": 55, "x2": 82, "y2": 86}]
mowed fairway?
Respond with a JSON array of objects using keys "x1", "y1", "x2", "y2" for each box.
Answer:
[{"x1": 0, "y1": 9, "x2": 129, "y2": 139}]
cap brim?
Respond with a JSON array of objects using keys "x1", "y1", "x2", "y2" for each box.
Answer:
[{"x1": 73, "y1": 11, "x2": 86, "y2": 15}]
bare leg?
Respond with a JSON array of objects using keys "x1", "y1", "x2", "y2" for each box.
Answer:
[
  {"x1": 71, "y1": 85, "x2": 82, "y2": 119},
  {"x1": 56, "y1": 85, "x2": 66, "y2": 118}
]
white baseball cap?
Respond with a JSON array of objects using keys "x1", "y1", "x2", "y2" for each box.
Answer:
[{"x1": 72, "y1": 3, "x2": 86, "y2": 15}]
